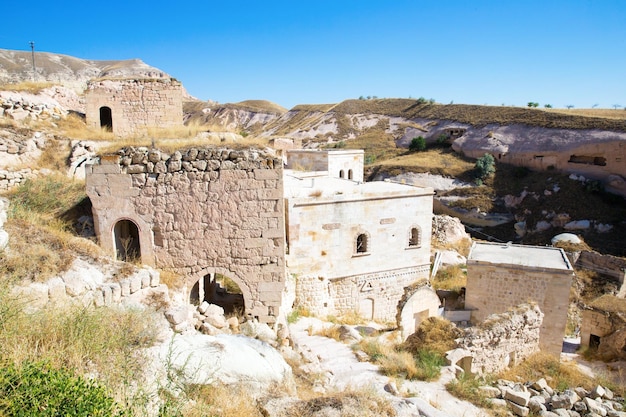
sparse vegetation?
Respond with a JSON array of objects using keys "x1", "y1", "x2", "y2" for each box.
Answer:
[
  {"x1": 474, "y1": 153, "x2": 496, "y2": 182},
  {"x1": 409, "y1": 136, "x2": 426, "y2": 152}
]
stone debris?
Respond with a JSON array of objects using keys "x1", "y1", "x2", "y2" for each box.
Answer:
[{"x1": 482, "y1": 379, "x2": 625, "y2": 417}]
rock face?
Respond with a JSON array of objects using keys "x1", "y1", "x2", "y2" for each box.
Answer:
[
  {"x1": 0, "y1": 49, "x2": 173, "y2": 93},
  {"x1": 432, "y1": 214, "x2": 471, "y2": 247},
  {"x1": 158, "y1": 333, "x2": 294, "y2": 397}
]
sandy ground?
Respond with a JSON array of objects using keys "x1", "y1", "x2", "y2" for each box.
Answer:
[{"x1": 289, "y1": 317, "x2": 489, "y2": 417}]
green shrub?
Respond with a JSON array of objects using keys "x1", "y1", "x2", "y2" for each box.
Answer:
[
  {"x1": 0, "y1": 360, "x2": 126, "y2": 417},
  {"x1": 474, "y1": 153, "x2": 495, "y2": 181},
  {"x1": 409, "y1": 136, "x2": 426, "y2": 152}
]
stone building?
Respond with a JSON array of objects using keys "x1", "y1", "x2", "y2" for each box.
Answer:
[
  {"x1": 581, "y1": 295, "x2": 626, "y2": 359},
  {"x1": 85, "y1": 77, "x2": 183, "y2": 137},
  {"x1": 86, "y1": 147, "x2": 285, "y2": 324},
  {"x1": 286, "y1": 149, "x2": 364, "y2": 182},
  {"x1": 465, "y1": 241, "x2": 575, "y2": 356},
  {"x1": 284, "y1": 163, "x2": 434, "y2": 322},
  {"x1": 86, "y1": 146, "x2": 436, "y2": 326}
]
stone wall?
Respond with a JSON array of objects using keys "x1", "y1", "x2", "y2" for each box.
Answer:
[
  {"x1": 457, "y1": 303, "x2": 544, "y2": 374},
  {"x1": 85, "y1": 78, "x2": 182, "y2": 137},
  {"x1": 396, "y1": 281, "x2": 442, "y2": 341},
  {"x1": 466, "y1": 246, "x2": 573, "y2": 357},
  {"x1": 286, "y1": 177, "x2": 433, "y2": 322},
  {"x1": 576, "y1": 250, "x2": 626, "y2": 284},
  {"x1": 86, "y1": 146, "x2": 286, "y2": 324}
]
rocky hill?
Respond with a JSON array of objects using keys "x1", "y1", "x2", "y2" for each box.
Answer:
[{"x1": 0, "y1": 48, "x2": 175, "y2": 92}]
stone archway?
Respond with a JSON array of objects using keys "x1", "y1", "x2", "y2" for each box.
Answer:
[
  {"x1": 113, "y1": 219, "x2": 140, "y2": 262},
  {"x1": 190, "y1": 269, "x2": 252, "y2": 317},
  {"x1": 99, "y1": 106, "x2": 113, "y2": 132}
]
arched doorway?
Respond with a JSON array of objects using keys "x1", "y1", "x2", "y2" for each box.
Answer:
[
  {"x1": 99, "y1": 106, "x2": 113, "y2": 132},
  {"x1": 190, "y1": 272, "x2": 245, "y2": 315},
  {"x1": 113, "y1": 219, "x2": 140, "y2": 262}
]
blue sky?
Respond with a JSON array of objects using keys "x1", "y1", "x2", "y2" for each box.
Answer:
[{"x1": 2, "y1": 1, "x2": 625, "y2": 109}]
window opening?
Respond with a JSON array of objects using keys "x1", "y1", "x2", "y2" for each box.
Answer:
[{"x1": 356, "y1": 233, "x2": 368, "y2": 253}]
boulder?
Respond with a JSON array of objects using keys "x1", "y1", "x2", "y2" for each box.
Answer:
[{"x1": 158, "y1": 333, "x2": 294, "y2": 397}]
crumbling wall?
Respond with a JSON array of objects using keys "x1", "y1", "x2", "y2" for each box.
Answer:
[
  {"x1": 576, "y1": 250, "x2": 626, "y2": 284},
  {"x1": 86, "y1": 146, "x2": 285, "y2": 324},
  {"x1": 85, "y1": 78, "x2": 182, "y2": 137},
  {"x1": 457, "y1": 303, "x2": 544, "y2": 374}
]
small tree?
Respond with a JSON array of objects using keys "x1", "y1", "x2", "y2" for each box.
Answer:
[
  {"x1": 527, "y1": 102, "x2": 539, "y2": 108},
  {"x1": 544, "y1": 104, "x2": 552, "y2": 108},
  {"x1": 566, "y1": 104, "x2": 575, "y2": 109},
  {"x1": 474, "y1": 153, "x2": 495, "y2": 182},
  {"x1": 409, "y1": 136, "x2": 426, "y2": 152},
  {"x1": 613, "y1": 104, "x2": 622, "y2": 110}
]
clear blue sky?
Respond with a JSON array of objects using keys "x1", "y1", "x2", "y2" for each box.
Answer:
[{"x1": 2, "y1": 0, "x2": 625, "y2": 109}]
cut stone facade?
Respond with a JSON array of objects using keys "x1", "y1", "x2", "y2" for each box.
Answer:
[
  {"x1": 85, "y1": 147, "x2": 285, "y2": 324},
  {"x1": 581, "y1": 295, "x2": 626, "y2": 359},
  {"x1": 286, "y1": 149, "x2": 364, "y2": 182},
  {"x1": 85, "y1": 78, "x2": 182, "y2": 137},
  {"x1": 285, "y1": 172, "x2": 434, "y2": 322},
  {"x1": 465, "y1": 242, "x2": 574, "y2": 357},
  {"x1": 86, "y1": 146, "x2": 436, "y2": 326}
]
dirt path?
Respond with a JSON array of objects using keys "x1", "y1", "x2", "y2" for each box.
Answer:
[{"x1": 289, "y1": 317, "x2": 489, "y2": 417}]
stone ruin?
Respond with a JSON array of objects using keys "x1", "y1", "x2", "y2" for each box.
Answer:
[
  {"x1": 86, "y1": 146, "x2": 286, "y2": 324},
  {"x1": 85, "y1": 77, "x2": 182, "y2": 137}
]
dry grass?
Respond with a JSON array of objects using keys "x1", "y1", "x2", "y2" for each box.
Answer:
[
  {"x1": 498, "y1": 351, "x2": 597, "y2": 392},
  {"x1": 315, "y1": 325, "x2": 343, "y2": 341},
  {"x1": 0, "y1": 296, "x2": 158, "y2": 398},
  {"x1": 284, "y1": 388, "x2": 396, "y2": 417},
  {"x1": 375, "y1": 148, "x2": 475, "y2": 179},
  {"x1": 0, "y1": 81, "x2": 55, "y2": 94},
  {"x1": 402, "y1": 317, "x2": 462, "y2": 356},
  {"x1": 431, "y1": 265, "x2": 467, "y2": 291},
  {"x1": 181, "y1": 384, "x2": 264, "y2": 417},
  {"x1": 545, "y1": 107, "x2": 626, "y2": 121}
]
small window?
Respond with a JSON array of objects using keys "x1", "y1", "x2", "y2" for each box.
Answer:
[
  {"x1": 348, "y1": 169, "x2": 353, "y2": 180},
  {"x1": 339, "y1": 170, "x2": 345, "y2": 178},
  {"x1": 356, "y1": 233, "x2": 368, "y2": 254},
  {"x1": 408, "y1": 227, "x2": 420, "y2": 247}
]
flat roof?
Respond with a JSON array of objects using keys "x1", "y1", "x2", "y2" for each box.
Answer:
[
  {"x1": 468, "y1": 241, "x2": 573, "y2": 271},
  {"x1": 284, "y1": 172, "x2": 433, "y2": 201}
]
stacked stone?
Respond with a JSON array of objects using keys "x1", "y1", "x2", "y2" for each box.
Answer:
[
  {"x1": 482, "y1": 379, "x2": 625, "y2": 417},
  {"x1": 192, "y1": 301, "x2": 239, "y2": 336},
  {"x1": 457, "y1": 304, "x2": 544, "y2": 374},
  {"x1": 112, "y1": 146, "x2": 278, "y2": 176},
  {"x1": 0, "y1": 91, "x2": 66, "y2": 121},
  {"x1": 0, "y1": 169, "x2": 37, "y2": 190},
  {"x1": 85, "y1": 78, "x2": 182, "y2": 136},
  {"x1": 93, "y1": 268, "x2": 161, "y2": 307}
]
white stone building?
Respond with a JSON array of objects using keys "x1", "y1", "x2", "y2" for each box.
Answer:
[{"x1": 284, "y1": 150, "x2": 435, "y2": 322}]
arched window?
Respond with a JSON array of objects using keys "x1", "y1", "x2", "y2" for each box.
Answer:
[
  {"x1": 113, "y1": 219, "x2": 140, "y2": 262},
  {"x1": 348, "y1": 169, "x2": 353, "y2": 180},
  {"x1": 99, "y1": 106, "x2": 113, "y2": 132},
  {"x1": 339, "y1": 170, "x2": 345, "y2": 178},
  {"x1": 356, "y1": 233, "x2": 369, "y2": 254},
  {"x1": 408, "y1": 227, "x2": 421, "y2": 247}
]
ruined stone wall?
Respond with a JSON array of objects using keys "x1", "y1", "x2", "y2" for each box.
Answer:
[
  {"x1": 465, "y1": 263, "x2": 573, "y2": 356},
  {"x1": 581, "y1": 309, "x2": 614, "y2": 347},
  {"x1": 576, "y1": 250, "x2": 626, "y2": 284},
  {"x1": 86, "y1": 146, "x2": 285, "y2": 324},
  {"x1": 85, "y1": 78, "x2": 182, "y2": 137},
  {"x1": 457, "y1": 303, "x2": 543, "y2": 374}
]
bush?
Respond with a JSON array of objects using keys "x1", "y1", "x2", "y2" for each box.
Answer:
[
  {"x1": 0, "y1": 360, "x2": 126, "y2": 417},
  {"x1": 474, "y1": 153, "x2": 495, "y2": 181},
  {"x1": 409, "y1": 136, "x2": 426, "y2": 152}
]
